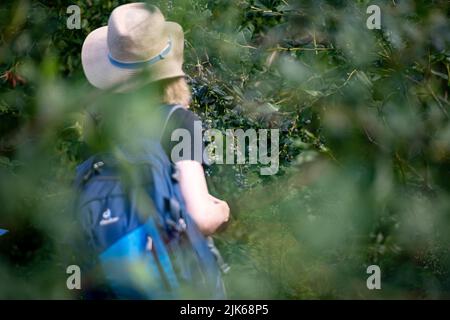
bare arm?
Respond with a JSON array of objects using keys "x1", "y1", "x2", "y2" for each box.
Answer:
[{"x1": 176, "y1": 160, "x2": 230, "y2": 235}]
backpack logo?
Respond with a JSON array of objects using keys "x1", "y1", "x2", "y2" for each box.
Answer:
[{"x1": 100, "y1": 208, "x2": 119, "y2": 226}]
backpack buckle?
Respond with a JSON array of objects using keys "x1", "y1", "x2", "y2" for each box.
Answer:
[
  {"x1": 166, "y1": 197, "x2": 181, "y2": 219},
  {"x1": 165, "y1": 217, "x2": 187, "y2": 233},
  {"x1": 83, "y1": 160, "x2": 105, "y2": 183},
  {"x1": 93, "y1": 161, "x2": 104, "y2": 171},
  {"x1": 170, "y1": 164, "x2": 180, "y2": 182},
  {"x1": 164, "y1": 197, "x2": 186, "y2": 233},
  {"x1": 178, "y1": 218, "x2": 187, "y2": 231}
]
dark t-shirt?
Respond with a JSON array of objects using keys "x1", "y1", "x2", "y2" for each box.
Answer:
[{"x1": 160, "y1": 106, "x2": 206, "y2": 164}]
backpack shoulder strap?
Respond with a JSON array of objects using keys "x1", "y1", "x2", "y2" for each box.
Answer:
[{"x1": 160, "y1": 104, "x2": 185, "y2": 140}]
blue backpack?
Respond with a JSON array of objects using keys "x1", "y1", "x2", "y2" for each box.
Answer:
[{"x1": 73, "y1": 105, "x2": 227, "y2": 299}]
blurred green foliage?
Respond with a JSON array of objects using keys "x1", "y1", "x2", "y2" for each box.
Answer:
[{"x1": 0, "y1": 0, "x2": 449, "y2": 299}]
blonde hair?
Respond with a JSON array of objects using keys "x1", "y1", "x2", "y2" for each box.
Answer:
[{"x1": 160, "y1": 76, "x2": 192, "y2": 107}]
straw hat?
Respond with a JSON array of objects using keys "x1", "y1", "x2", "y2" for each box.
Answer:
[{"x1": 81, "y1": 2, "x2": 185, "y2": 92}]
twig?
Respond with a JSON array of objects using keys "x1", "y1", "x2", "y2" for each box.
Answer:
[
  {"x1": 427, "y1": 84, "x2": 449, "y2": 118},
  {"x1": 338, "y1": 69, "x2": 358, "y2": 89},
  {"x1": 267, "y1": 46, "x2": 334, "y2": 52},
  {"x1": 222, "y1": 39, "x2": 257, "y2": 50},
  {"x1": 313, "y1": 31, "x2": 318, "y2": 55}
]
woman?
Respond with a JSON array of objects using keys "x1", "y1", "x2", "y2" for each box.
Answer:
[{"x1": 81, "y1": 2, "x2": 230, "y2": 235}]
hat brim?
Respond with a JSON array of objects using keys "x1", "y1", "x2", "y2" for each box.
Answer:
[{"x1": 81, "y1": 22, "x2": 185, "y2": 92}]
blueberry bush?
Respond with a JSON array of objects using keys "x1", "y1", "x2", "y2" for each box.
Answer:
[{"x1": 1, "y1": 0, "x2": 450, "y2": 298}]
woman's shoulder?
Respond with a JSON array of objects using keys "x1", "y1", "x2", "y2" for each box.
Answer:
[
  {"x1": 160, "y1": 104, "x2": 209, "y2": 165},
  {"x1": 167, "y1": 105, "x2": 201, "y2": 128},
  {"x1": 170, "y1": 105, "x2": 200, "y2": 119}
]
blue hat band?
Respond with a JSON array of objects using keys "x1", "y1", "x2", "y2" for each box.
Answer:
[{"x1": 108, "y1": 38, "x2": 172, "y2": 70}]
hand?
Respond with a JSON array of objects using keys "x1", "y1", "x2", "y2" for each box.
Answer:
[{"x1": 208, "y1": 194, "x2": 230, "y2": 225}]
